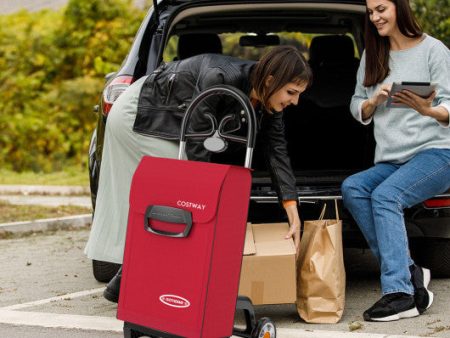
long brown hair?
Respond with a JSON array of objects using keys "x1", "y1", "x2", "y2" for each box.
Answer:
[
  {"x1": 251, "y1": 45, "x2": 312, "y2": 112},
  {"x1": 364, "y1": 0, "x2": 422, "y2": 87}
]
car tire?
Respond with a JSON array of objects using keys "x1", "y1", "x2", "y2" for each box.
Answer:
[
  {"x1": 410, "y1": 238, "x2": 450, "y2": 278},
  {"x1": 92, "y1": 259, "x2": 121, "y2": 283}
]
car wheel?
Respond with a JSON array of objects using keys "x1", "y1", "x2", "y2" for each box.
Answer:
[
  {"x1": 410, "y1": 238, "x2": 450, "y2": 278},
  {"x1": 92, "y1": 259, "x2": 121, "y2": 283}
]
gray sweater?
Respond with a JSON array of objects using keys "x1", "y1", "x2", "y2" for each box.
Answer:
[{"x1": 350, "y1": 34, "x2": 450, "y2": 164}]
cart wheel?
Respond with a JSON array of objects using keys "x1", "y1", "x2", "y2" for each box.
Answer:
[
  {"x1": 123, "y1": 328, "x2": 153, "y2": 338},
  {"x1": 123, "y1": 327, "x2": 136, "y2": 338},
  {"x1": 130, "y1": 332, "x2": 153, "y2": 338},
  {"x1": 251, "y1": 317, "x2": 276, "y2": 338}
]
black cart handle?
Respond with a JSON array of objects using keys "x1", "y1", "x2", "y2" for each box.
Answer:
[
  {"x1": 144, "y1": 205, "x2": 193, "y2": 238},
  {"x1": 178, "y1": 85, "x2": 257, "y2": 169}
]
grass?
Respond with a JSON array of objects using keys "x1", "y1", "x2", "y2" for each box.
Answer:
[
  {"x1": 0, "y1": 165, "x2": 89, "y2": 186},
  {"x1": 0, "y1": 200, "x2": 91, "y2": 223},
  {"x1": 0, "y1": 166, "x2": 91, "y2": 226}
]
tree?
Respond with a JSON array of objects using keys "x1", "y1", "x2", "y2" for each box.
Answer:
[{"x1": 411, "y1": 0, "x2": 450, "y2": 47}]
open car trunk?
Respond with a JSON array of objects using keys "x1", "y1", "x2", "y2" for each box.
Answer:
[
  {"x1": 245, "y1": 32, "x2": 375, "y2": 225},
  {"x1": 247, "y1": 83, "x2": 376, "y2": 227}
]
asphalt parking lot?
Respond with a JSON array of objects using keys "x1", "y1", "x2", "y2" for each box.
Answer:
[
  {"x1": 0, "y1": 185, "x2": 449, "y2": 337},
  {"x1": 1, "y1": 224, "x2": 450, "y2": 338}
]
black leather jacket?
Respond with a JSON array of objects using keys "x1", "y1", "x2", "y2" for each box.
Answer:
[{"x1": 133, "y1": 54, "x2": 297, "y2": 203}]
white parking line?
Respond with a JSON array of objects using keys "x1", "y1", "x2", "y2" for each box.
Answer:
[
  {"x1": 0, "y1": 288, "x2": 422, "y2": 338},
  {"x1": 0, "y1": 287, "x2": 122, "y2": 332},
  {"x1": 0, "y1": 309, "x2": 423, "y2": 338}
]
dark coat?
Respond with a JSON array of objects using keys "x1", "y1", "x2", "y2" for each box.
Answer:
[{"x1": 133, "y1": 53, "x2": 297, "y2": 202}]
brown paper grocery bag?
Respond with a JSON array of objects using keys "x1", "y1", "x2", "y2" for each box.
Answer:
[{"x1": 296, "y1": 200, "x2": 346, "y2": 323}]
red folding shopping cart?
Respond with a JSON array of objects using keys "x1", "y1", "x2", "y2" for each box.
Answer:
[{"x1": 117, "y1": 86, "x2": 276, "y2": 338}]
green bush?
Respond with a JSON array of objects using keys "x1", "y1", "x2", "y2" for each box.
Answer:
[{"x1": 0, "y1": 0, "x2": 144, "y2": 172}]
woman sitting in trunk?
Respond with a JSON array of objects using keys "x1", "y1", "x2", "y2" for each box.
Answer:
[{"x1": 342, "y1": 0, "x2": 450, "y2": 322}]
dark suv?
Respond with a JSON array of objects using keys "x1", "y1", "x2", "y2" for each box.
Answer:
[{"x1": 89, "y1": 0, "x2": 450, "y2": 281}]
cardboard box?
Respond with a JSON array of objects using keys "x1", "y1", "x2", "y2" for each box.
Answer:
[{"x1": 238, "y1": 223, "x2": 297, "y2": 305}]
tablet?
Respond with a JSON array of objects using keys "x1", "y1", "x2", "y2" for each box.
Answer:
[{"x1": 386, "y1": 82, "x2": 436, "y2": 108}]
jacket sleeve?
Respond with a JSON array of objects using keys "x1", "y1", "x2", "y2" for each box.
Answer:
[{"x1": 259, "y1": 111, "x2": 298, "y2": 204}]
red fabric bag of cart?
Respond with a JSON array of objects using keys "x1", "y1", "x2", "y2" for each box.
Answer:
[{"x1": 117, "y1": 155, "x2": 252, "y2": 338}]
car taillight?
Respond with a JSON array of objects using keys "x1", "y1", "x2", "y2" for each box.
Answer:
[
  {"x1": 102, "y1": 75, "x2": 133, "y2": 116},
  {"x1": 423, "y1": 198, "x2": 450, "y2": 209}
]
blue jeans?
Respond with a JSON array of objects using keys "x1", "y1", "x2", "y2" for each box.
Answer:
[{"x1": 342, "y1": 148, "x2": 450, "y2": 295}]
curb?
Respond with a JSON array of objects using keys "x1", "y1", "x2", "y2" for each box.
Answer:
[
  {"x1": 0, "y1": 214, "x2": 92, "y2": 234},
  {"x1": 0, "y1": 185, "x2": 90, "y2": 196},
  {"x1": 0, "y1": 195, "x2": 92, "y2": 208}
]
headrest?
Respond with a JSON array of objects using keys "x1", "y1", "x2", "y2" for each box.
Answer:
[
  {"x1": 177, "y1": 33, "x2": 223, "y2": 60},
  {"x1": 309, "y1": 35, "x2": 355, "y2": 68}
]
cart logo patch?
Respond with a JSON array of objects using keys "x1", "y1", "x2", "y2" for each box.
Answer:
[{"x1": 159, "y1": 294, "x2": 191, "y2": 308}]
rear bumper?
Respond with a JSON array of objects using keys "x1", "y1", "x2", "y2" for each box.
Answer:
[{"x1": 249, "y1": 190, "x2": 450, "y2": 241}]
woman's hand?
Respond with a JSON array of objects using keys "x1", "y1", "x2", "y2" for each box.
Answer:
[
  {"x1": 362, "y1": 83, "x2": 392, "y2": 120},
  {"x1": 284, "y1": 203, "x2": 301, "y2": 255},
  {"x1": 371, "y1": 83, "x2": 392, "y2": 106},
  {"x1": 393, "y1": 90, "x2": 449, "y2": 124},
  {"x1": 392, "y1": 90, "x2": 436, "y2": 115}
]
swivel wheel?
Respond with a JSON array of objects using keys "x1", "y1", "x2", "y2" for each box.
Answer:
[{"x1": 251, "y1": 317, "x2": 276, "y2": 338}]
